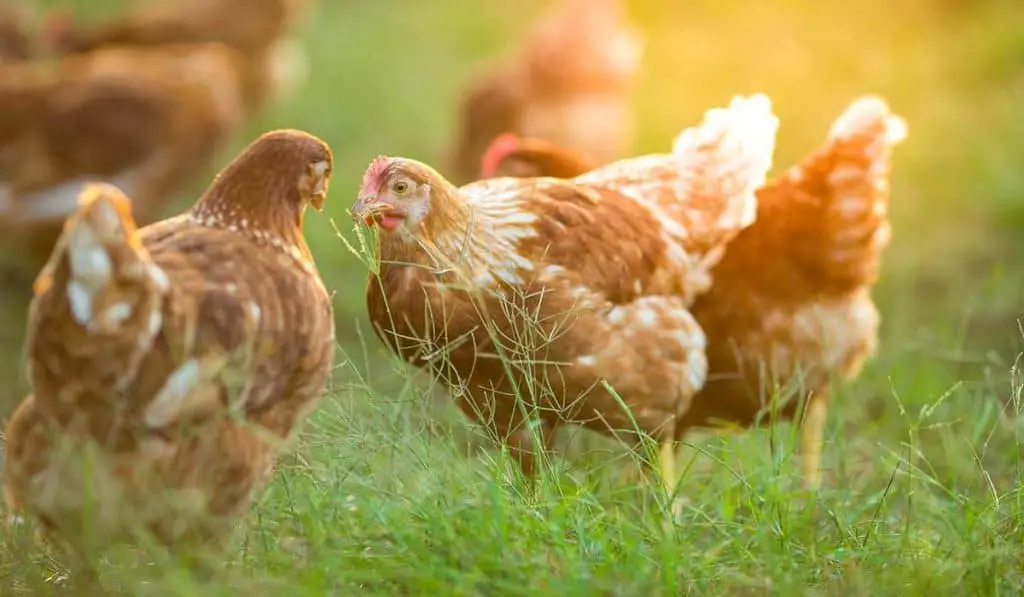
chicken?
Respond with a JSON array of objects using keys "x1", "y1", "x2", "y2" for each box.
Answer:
[
  {"x1": 445, "y1": 0, "x2": 644, "y2": 185},
  {"x1": 351, "y1": 95, "x2": 779, "y2": 498},
  {"x1": 0, "y1": 42, "x2": 249, "y2": 271},
  {"x1": 680, "y1": 97, "x2": 907, "y2": 488},
  {"x1": 473, "y1": 96, "x2": 909, "y2": 489},
  {"x1": 3, "y1": 129, "x2": 336, "y2": 549},
  {"x1": 43, "y1": 0, "x2": 310, "y2": 112}
]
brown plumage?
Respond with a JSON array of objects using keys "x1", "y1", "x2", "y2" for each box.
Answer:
[
  {"x1": 352, "y1": 95, "x2": 778, "y2": 495},
  {"x1": 680, "y1": 97, "x2": 907, "y2": 488},
  {"x1": 0, "y1": 2, "x2": 34, "y2": 62},
  {"x1": 3, "y1": 129, "x2": 336, "y2": 547},
  {"x1": 474, "y1": 96, "x2": 909, "y2": 488},
  {"x1": 0, "y1": 42, "x2": 249, "y2": 271},
  {"x1": 445, "y1": 0, "x2": 644, "y2": 185},
  {"x1": 43, "y1": 0, "x2": 309, "y2": 113}
]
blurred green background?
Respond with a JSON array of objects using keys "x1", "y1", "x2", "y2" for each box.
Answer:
[{"x1": 2, "y1": 0, "x2": 1022, "y2": 428}]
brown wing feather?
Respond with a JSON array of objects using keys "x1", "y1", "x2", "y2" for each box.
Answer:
[
  {"x1": 130, "y1": 222, "x2": 334, "y2": 434},
  {"x1": 517, "y1": 182, "x2": 691, "y2": 303}
]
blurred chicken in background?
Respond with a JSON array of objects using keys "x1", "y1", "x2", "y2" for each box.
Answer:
[
  {"x1": 445, "y1": 0, "x2": 644, "y2": 185},
  {"x1": 0, "y1": 42, "x2": 250, "y2": 272},
  {"x1": 42, "y1": 0, "x2": 311, "y2": 112}
]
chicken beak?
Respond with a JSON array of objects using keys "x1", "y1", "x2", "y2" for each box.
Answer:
[
  {"x1": 310, "y1": 190, "x2": 326, "y2": 212},
  {"x1": 350, "y1": 196, "x2": 394, "y2": 225},
  {"x1": 309, "y1": 160, "x2": 330, "y2": 212},
  {"x1": 349, "y1": 196, "x2": 371, "y2": 222}
]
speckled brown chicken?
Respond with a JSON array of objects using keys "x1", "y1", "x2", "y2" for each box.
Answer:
[
  {"x1": 0, "y1": 42, "x2": 250, "y2": 271},
  {"x1": 351, "y1": 95, "x2": 778, "y2": 496},
  {"x1": 43, "y1": 0, "x2": 310, "y2": 113},
  {"x1": 680, "y1": 97, "x2": 907, "y2": 489},
  {"x1": 3, "y1": 129, "x2": 336, "y2": 547},
  {"x1": 445, "y1": 0, "x2": 644, "y2": 185},
  {"x1": 476, "y1": 96, "x2": 909, "y2": 488}
]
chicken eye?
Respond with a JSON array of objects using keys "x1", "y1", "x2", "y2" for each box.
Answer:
[{"x1": 392, "y1": 180, "x2": 410, "y2": 195}]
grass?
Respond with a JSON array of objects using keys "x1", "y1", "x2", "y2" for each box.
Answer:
[{"x1": 2, "y1": 0, "x2": 1024, "y2": 594}]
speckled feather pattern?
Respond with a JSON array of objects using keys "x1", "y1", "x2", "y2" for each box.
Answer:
[
  {"x1": 681, "y1": 96, "x2": 908, "y2": 433},
  {"x1": 364, "y1": 95, "x2": 777, "y2": 474},
  {"x1": 3, "y1": 130, "x2": 336, "y2": 545}
]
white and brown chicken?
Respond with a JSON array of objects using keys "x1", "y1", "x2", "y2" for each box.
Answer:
[{"x1": 353, "y1": 95, "x2": 779, "y2": 500}]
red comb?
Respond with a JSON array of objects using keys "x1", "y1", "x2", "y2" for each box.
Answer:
[
  {"x1": 479, "y1": 133, "x2": 521, "y2": 178},
  {"x1": 360, "y1": 155, "x2": 391, "y2": 196}
]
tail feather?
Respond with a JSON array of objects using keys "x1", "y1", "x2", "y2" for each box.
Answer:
[
  {"x1": 670, "y1": 93, "x2": 780, "y2": 248},
  {"x1": 817, "y1": 96, "x2": 903, "y2": 268},
  {"x1": 63, "y1": 183, "x2": 139, "y2": 325},
  {"x1": 773, "y1": 95, "x2": 907, "y2": 290},
  {"x1": 827, "y1": 95, "x2": 908, "y2": 148},
  {"x1": 28, "y1": 183, "x2": 168, "y2": 406}
]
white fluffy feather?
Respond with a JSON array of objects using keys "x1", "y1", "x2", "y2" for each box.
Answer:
[{"x1": 672, "y1": 93, "x2": 780, "y2": 231}]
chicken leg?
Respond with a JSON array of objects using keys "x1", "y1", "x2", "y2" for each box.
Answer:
[
  {"x1": 503, "y1": 421, "x2": 556, "y2": 500},
  {"x1": 658, "y1": 438, "x2": 684, "y2": 521},
  {"x1": 800, "y1": 392, "x2": 828, "y2": 490},
  {"x1": 616, "y1": 436, "x2": 683, "y2": 522}
]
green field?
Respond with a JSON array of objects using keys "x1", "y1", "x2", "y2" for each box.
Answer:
[{"x1": 2, "y1": 0, "x2": 1024, "y2": 594}]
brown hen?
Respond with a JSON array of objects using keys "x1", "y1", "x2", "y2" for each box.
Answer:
[
  {"x1": 352, "y1": 95, "x2": 778, "y2": 499},
  {"x1": 476, "y1": 96, "x2": 909, "y2": 488},
  {"x1": 3, "y1": 129, "x2": 336, "y2": 548},
  {"x1": 0, "y1": 42, "x2": 249, "y2": 271},
  {"x1": 445, "y1": 0, "x2": 644, "y2": 185},
  {"x1": 43, "y1": 0, "x2": 310, "y2": 112},
  {"x1": 681, "y1": 96, "x2": 907, "y2": 489}
]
